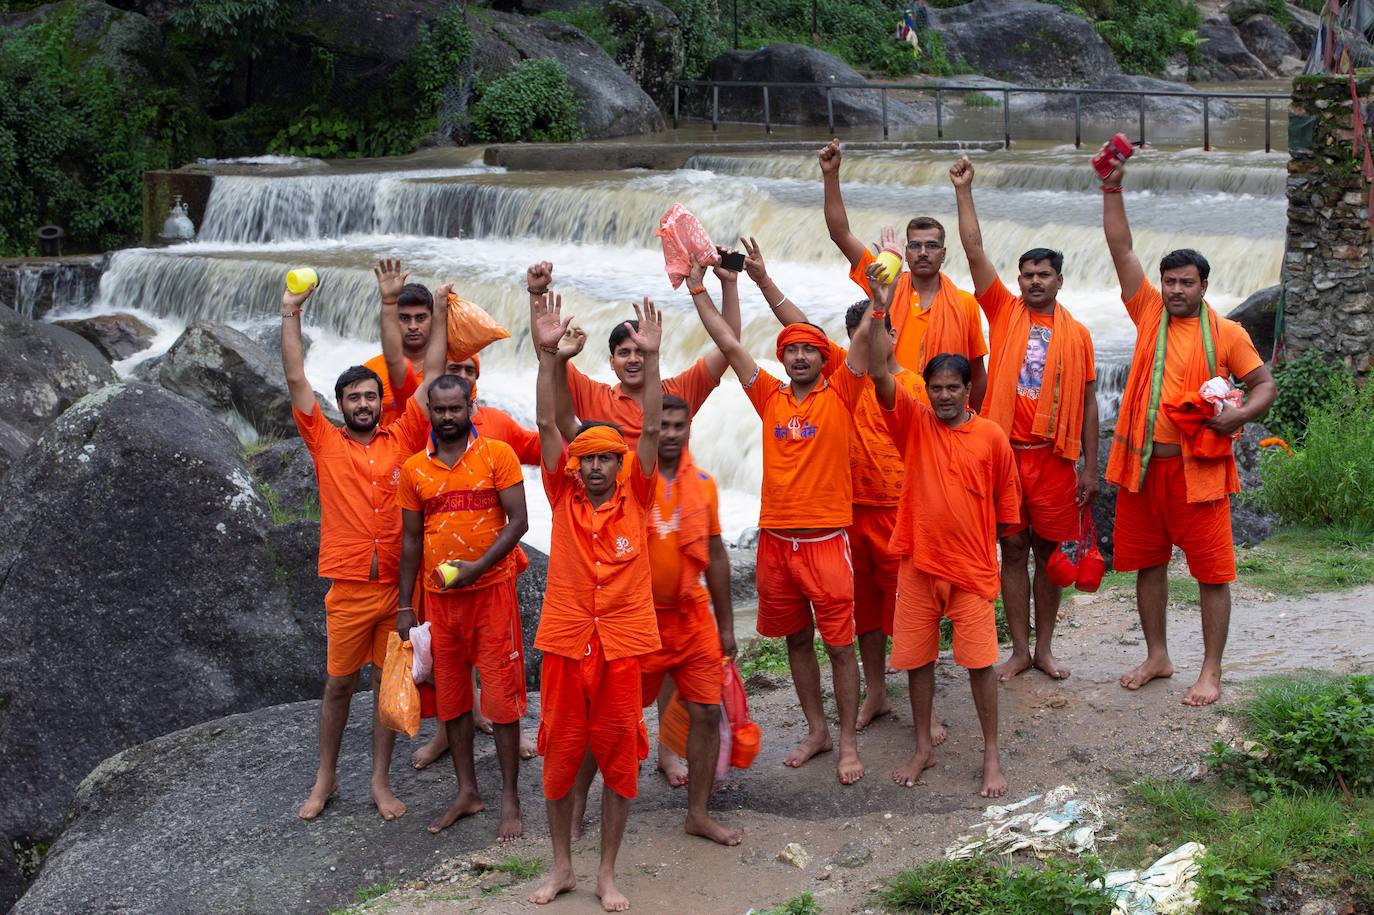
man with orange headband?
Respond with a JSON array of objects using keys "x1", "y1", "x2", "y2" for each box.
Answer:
[
  {"x1": 951, "y1": 156, "x2": 1099, "y2": 682},
  {"x1": 866, "y1": 266, "x2": 1020, "y2": 798},
  {"x1": 1100, "y1": 154, "x2": 1276, "y2": 707},
  {"x1": 283, "y1": 261, "x2": 449, "y2": 822},
  {"x1": 819, "y1": 138, "x2": 988, "y2": 409},
  {"x1": 525, "y1": 286, "x2": 663, "y2": 913},
  {"x1": 687, "y1": 255, "x2": 868, "y2": 786}
]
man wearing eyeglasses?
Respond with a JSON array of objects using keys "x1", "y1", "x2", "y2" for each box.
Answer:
[{"x1": 819, "y1": 138, "x2": 988, "y2": 410}]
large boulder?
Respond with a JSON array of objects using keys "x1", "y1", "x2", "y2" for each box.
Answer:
[
  {"x1": 1032, "y1": 74, "x2": 1238, "y2": 122},
  {"x1": 157, "y1": 321, "x2": 304, "y2": 439},
  {"x1": 1284, "y1": 3, "x2": 1322, "y2": 51},
  {"x1": 471, "y1": 10, "x2": 664, "y2": 139},
  {"x1": 929, "y1": 0, "x2": 1120, "y2": 86},
  {"x1": 0, "y1": 305, "x2": 115, "y2": 439},
  {"x1": 1237, "y1": 14, "x2": 1303, "y2": 74},
  {"x1": 605, "y1": 0, "x2": 683, "y2": 109},
  {"x1": 54, "y1": 312, "x2": 156, "y2": 362},
  {"x1": 1227, "y1": 285, "x2": 1279, "y2": 359},
  {"x1": 1, "y1": 0, "x2": 162, "y2": 81},
  {"x1": 0, "y1": 382, "x2": 325, "y2": 909},
  {"x1": 700, "y1": 44, "x2": 930, "y2": 128},
  {"x1": 515, "y1": 545, "x2": 548, "y2": 690},
  {"x1": 1194, "y1": 17, "x2": 1270, "y2": 80}
]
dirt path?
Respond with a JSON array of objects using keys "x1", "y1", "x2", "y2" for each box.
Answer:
[{"x1": 365, "y1": 579, "x2": 1374, "y2": 914}]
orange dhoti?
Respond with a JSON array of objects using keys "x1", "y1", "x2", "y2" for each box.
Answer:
[
  {"x1": 325, "y1": 580, "x2": 399, "y2": 677},
  {"x1": 1113, "y1": 455, "x2": 1235, "y2": 584},
  {"x1": 537, "y1": 631, "x2": 648, "y2": 800},
  {"x1": 755, "y1": 529, "x2": 855, "y2": 646},
  {"x1": 639, "y1": 598, "x2": 723, "y2": 707},
  {"x1": 848, "y1": 505, "x2": 898, "y2": 637},
  {"x1": 1003, "y1": 444, "x2": 1081, "y2": 543},
  {"x1": 426, "y1": 578, "x2": 527, "y2": 724},
  {"x1": 891, "y1": 561, "x2": 999, "y2": 671}
]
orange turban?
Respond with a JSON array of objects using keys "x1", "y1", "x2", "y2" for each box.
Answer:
[
  {"x1": 775, "y1": 324, "x2": 831, "y2": 363},
  {"x1": 564, "y1": 425, "x2": 629, "y2": 476}
]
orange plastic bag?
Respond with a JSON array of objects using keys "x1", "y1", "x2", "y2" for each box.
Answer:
[
  {"x1": 721, "y1": 659, "x2": 761, "y2": 769},
  {"x1": 446, "y1": 292, "x2": 510, "y2": 364},
  {"x1": 378, "y1": 632, "x2": 421, "y2": 737},
  {"x1": 658, "y1": 690, "x2": 691, "y2": 759}
]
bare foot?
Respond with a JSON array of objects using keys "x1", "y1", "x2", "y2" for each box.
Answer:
[
  {"x1": 856, "y1": 693, "x2": 893, "y2": 731},
  {"x1": 426, "y1": 789, "x2": 484, "y2": 833},
  {"x1": 473, "y1": 712, "x2": 495, "y2": 736},
  {"x1": 597, "y1": 874, "x2": 631, "y2": 912},
  {"x1": 657, "y1": 750, "x2": 689, "y2": 787},
  {"x1": 837, "y1": 745, "x2": 864, "y2": 785},
  {"x1": 686, "y1": 811, "x2": 742, "y2": 846},
  {"x1": 1183, "y1": 669, "x2": 1222, "y2": 707},
  {"x1": 1033, "y1": 649, "x2": 1071, "y2": 680},
  {"x1": 930, "y1": 712, "x2": 949, "y2": 748},
  {"x1": 996, "y1": 650, "x2": 1033, "y2": 682},
  {"x1": 783, "y1": 731, "x2": 833, "y2": 768},
  {"x1": 297, "y1": 776, "x2": 336, "y2": 820},
  {"x1": 1119, "y1": 655, "x2": 1175, "y2": 691},
  {"x1": 529, "y1": 867, "x2": 576, "y2": 905},
  {"x1": 891, "y1": 748, "x2": 937, "y2": 787},
  {"x1": 410, "y1": 733, "x2": 448, "y2": 770},
  {"x1": 519, "y1": 733, "x2": 538, "y2": 760},
  {"x1": 372, "y1": 781, "x2": 407, "y2": 821},
  {"x1": 980, "y1": 751, "x2": 1008, "y2": 798},
  {"x1": 497, "y1": 791, "x2": 522, "y2": 843}
]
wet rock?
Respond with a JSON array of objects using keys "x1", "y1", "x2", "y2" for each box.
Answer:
[
  {"x1": 481, "y1": 873, "x2": 515, "y2": 891},
  {"x1": 728, "y1": 546, "x2": 758, "y2": 604},
  {"x1": 1194, "y1": 17, "x2": 1270, "y2": 80},
  {"x1": 777, "y1": 842, "x2": 811, "y2": 869},
  {"x1": 1285, "y1": 3, "x2": 1322, "y2": 51},
  {"x1": 1227, "y1": 285, "x2": 1279, "y2": 359},
  {"x1": 0, "y1": 255, "x2": 106, "y2": 319},
  {"x1": 55, "y1": 312, "x2": 155, "y2": 362},
  {"x1": 1223, "y1": 0, "x2": 1270, "y2": 22},
  {"x1": 0, "y1": 417, "x2": 34, "y2": 479},
  {"x1": 516, "y1": 544, "x2": 549, "y2": 690},
  {"x1": 605, "y1": 0, "x2": 682, "y2": 109},
  {"x1": 833, "y1": 841, "x2": 872, "y2": 868},
  {"x1": 929, "y1": 0, "x2": 1120, "y2": 86},
  {"x1": 157, "y1": 321, "x2": 301, "y2": 439},
  {"x1": 247, "y1": 438, "x2": 318, "y2": 521},
  {"x1": 1237, "y1": 14, "x2": 1302, "y2": 73},
  {"x1": 0, "y1": 305, "x2": 116, "y2": 440}
]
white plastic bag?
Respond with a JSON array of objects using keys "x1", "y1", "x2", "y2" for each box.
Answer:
[{"x1": 409, "y1": 621, "x2": 433, "y2": 684}]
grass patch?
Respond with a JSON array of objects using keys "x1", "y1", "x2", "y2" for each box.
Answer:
[
  {"x1": 755, "y1": 891, "x2": 822, "y2": 915},
  {"x1": 940, "y1": 598, "x2": 1010, "y2": 649},
  {"x1": 354, "y1": 882, "x2": 394, "y2": 904},
  {"x1": 260, "y1": 482, "x2": 321, "y2": 525},
  {"x1": 961, "y1": 91, "x2": 1000, "y2": 108},
  {"x1": 738, "y1": 636, "x2": 826, "y2": 680},
  {"x1": 240, "y1": 433, "x2": 281, "y2": 459},
  {"x1": 875, "y1": 855, "x2": 1115, "y2": 914},
  {"x1": 494, "y1": 854, "x2": 543, "y2": 880}
]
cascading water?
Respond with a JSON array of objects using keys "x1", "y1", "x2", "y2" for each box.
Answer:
[{"x1": 80, "y1": 143, "x2": 1287, "y2": 541}]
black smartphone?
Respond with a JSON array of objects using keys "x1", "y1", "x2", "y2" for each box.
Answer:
[{"x1": 718, "y1": 251, "x2": 746, "y2": 272}]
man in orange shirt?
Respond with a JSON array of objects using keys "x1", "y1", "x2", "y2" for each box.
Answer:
[
  {"x1": 363, "y1": 275, "x2": 434, "y2": 428},
  {"x1": 1100, "y1": 154, "x2": 1276, "y2": 707},
  {"x1": 951, "y1": 156, "x2": 1100, "y2": 682},
  {"x1": 525, "y1": 260, "x2": 741, "y2": 449},
  {"x1": 687, "y1": 255, "x2": 868, "y2": 786},
  {"x1": 819, "y1": 138, "x2": 989, "y2": 409},
  {"x1": 866, "y1": 267, "x2": 1021, "y2": 798},
  {"x1": 396, "y1": 374, "x2": 529, "y2": 840},
  {"x1": 525, "y1": 287, "x2": 663, "y2": 913},
  {"x1": 283, "y1": 261, "x2": 448, "y2": 822}
]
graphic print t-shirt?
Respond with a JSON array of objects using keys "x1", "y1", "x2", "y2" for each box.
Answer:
[{"x1": 1011, "y1": 312, "x2": 1053, "y2": 443}]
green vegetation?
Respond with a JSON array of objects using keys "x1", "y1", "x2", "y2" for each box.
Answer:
[
  {"x1": 661, "y1": 0, "x2": 729, "y2": 78},
  {"x1": 542, "y1": 8, "x2": 622, "y2": 59},
  {"x1": 738, "y1": 635, "x2": 826, "y2": 680},
  {"x1": 756, "y1": 891, "x2": 822, "y2": 915},
  {"x1": 962, "y1": 91, "x2": 1000, "y2": 108},
  {"x1": 1265, "y1": 350, "x2": 1352, "y2": 444},
  {"x1": 916, "y1": 28, "x2": 959, "y2": 77},
  {"x1": 259, "y1": 482, "x2": 321, "y2": 525},
  {"x1": 472, "y1": 60, "x2": 582, "y2": 144},
  {"x1": 1048, "y1": 0, "x2": 1201, "y2": 74},
  {"x1": 355, "y1": 881, "x2": 395, "y2": 903},
  {"x1": 494, "y1": 854, "x2": 544, "y2": 880},
  {"x1": 876, "y1": 855, "x2": 1115, "y2": 914}
]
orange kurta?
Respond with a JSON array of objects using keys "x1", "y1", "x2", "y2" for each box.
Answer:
[
  {"x1": 648, "y1": 458, "x2": 721, "y2": 610},
  {"x1": 825, "y1": 340, "x2": 923, "y2": 505},
  {"x1": 567, "y1": 358, "x2": 721, "y2": 448}
]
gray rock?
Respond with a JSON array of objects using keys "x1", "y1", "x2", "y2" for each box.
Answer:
[
  {"x1": 1285, "y1": 3, "x2": 1322, "y2": 51},
  {"x1": 247, "y1": 438, "x2": 319, "y2": 521},
  {"x1": 1224, "y1": 0, "x2": 1270, "y2": 24},
  {"x1": 1195, "y1": 17, "x2": 1270, "y2": 80},
  {"x1": 1034, "y1": 75, "x2": 1238, "y2": 122},
  {"x1": 1237, "y1": 14, "x2": 1301, "y2": 71},
  {"x1": 55, "y1": 312, "x2": 156, "y2": 362},
  {"x1": 0, "y1": 382, "x2": 325, "y2": 909},
  {"x1": 157, "y1": 321, "x2": 300, "y2": 439},
  {"x1": 929, "y1": 0, "x2": 1120, "y2": 86},
  {"x1": 0, "y1": 256, "x2": 105, "y2": 319},
  {"x1": 0, "y1": 305, "x2": 115, "y2": 439},
  {"x1": 833, "y1": 841, "x2": 872, "y2": 868},
  {"x1": 0, "y1": 417, "x2": 34, "y2": 479},
  {"x1": 605, "y1": 0, "x2": 682, "y2": 109},
  {"x1": 2, "y1": 1, "x2": 161, "y2": 81},
  {"x1": 1227, "y1": 285, "x2": 1279, "y2": 359},
  {"x1": 728, "y1": 546, "x2": 758, "y2": 604},
  {"x1": 516, "y1": 544, "x2": 548, "y2": 689}
]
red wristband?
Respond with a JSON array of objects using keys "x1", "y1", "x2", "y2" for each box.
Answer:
[
  {"x1": 687, "y1": 285, "x2": 707, "y2": 296},
  {"x1": 1101, "y1": 185, "x2": 1123, "y2": 194},
  {"x1": 870, "y1": 310, "x2": 887, "y2": 319}
]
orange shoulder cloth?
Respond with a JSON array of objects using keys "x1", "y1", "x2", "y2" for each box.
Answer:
[{"x1": 982, "y1": 300, "x2": 1090, "y2": 461}]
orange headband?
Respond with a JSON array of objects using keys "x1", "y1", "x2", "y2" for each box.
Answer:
[
  {"x1": 564, "y1": 425, "x2": 629, "y2": 476},
  {"x1": 775, "y1": 324, "x2": 830, "y2": 363}
]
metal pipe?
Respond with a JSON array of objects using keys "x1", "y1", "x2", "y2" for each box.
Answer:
[
  {"x1": 881, "y1": 88, "x2": 888, "y2": 139},
  {"x1": 1264, "y1": 97, "x2": 1272, "y2": 153},
  {"x1": 1074, "y1": 93, "x2": 1082, "y2": 149},
  {"x1": 1203, "y1": 95, "x2": 1211, "y2": 151},
  {"x1": 826, "y1": 86, "x2": 834, "y2": 132},
  {"x1": 1002, "y1": 89, "x2": 1011, "y2": 149},
  {"x1": 935, "y1": 88, "x2": 943, "y2": 139},
  {"x1": 763, "y1": 86, "x2": 770, "y2": 135},
  {"x1": 1138, "y1": 95, "x2": 1145, "y2": 146},
  {"x1": 673, "y1": 83, "x2": 679, "y2": 130},
  {"x1": 712, "y1": 85, "x2": 718, "y2": 132}
]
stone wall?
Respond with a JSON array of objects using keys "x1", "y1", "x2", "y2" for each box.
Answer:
[{"x1": 1285, "y1": 73, "x2": 1374, "y2": 378}]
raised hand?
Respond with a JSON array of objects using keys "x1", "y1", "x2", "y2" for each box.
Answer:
[
  {"x1": 527, "y1": 261, "x2": 553, "y2": 295},
  {"x1": 949, "y1": 156, "x2": 974, "y2": 188},
  {"x1": 740, "y1": 236, "x2": 769, "y2": 285},
  {"x1": 687, "y1": 252, "x2": 708, "y2": 290},
  {"x1": 374, "y1": 258, "x2": 408, "y2": 302},
  {"x1": 879, "y1": 225, "x2": 899, "y2": 250},
  {"x1": 713, "y1": 246, "x2": 740, "y2": 283},
  {"x1": 864, "y1": 262, "x2": 897, "y2": 311},
  {"x1": 818, "y1": 137, "x2": 842, "y2": 175},
  {"x1": 530, "y1": 291, "x2": 571, "y2": 351},
  {"x1": 433, "y1": 282, "x2": 455, "y2": 304},
  {"x1": 626, "y1": 296, "x2": 662, "y2": 355},
  {"x1": 558, "y1": 323, "x2": 587, "y2": 360},
  {"x1": 282, "y1": 282, "x2": 315, "y2": 313}
]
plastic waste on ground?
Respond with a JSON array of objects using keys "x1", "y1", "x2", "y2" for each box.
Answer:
[
  {"x1": 1103, "y1": 841, "x2": 1207, "y2": 915},
  {"x1": 945, "y1": 784, "x2": 1108, "y2": 859}
]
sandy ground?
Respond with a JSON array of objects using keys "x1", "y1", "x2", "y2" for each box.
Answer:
[{"x1": 360, "y1": 573, "x2": 1374, "y2": 915}]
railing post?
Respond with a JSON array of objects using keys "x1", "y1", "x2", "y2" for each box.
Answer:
[
  {"x1": 1203, "y1": 95, "x2": 1211, "y2": 151},
  {"x1": 826, "y1": 86, "x2": 834, "y2": 132},
  {"x1": 712, "y1": 85, "x2": 719, "y2": 132},
  {"x1": 673, "y1": 83, "x2": 679, "y2": 129},
  {"x1": 881, "y1": 88, "x2": 888, "y2": 139},
  {"x1": 935, "y1": 88, "x2": 943, "y2": 139},
  {"x1": 1074, "y1": 93, "x2": 1082, "y2": 149},
  {"x1": 1002, "y1": 89, "x2": 1011, "y2": 149},
  {"x1": 1264, "y1": 97, "x2": 1272, "y2": 153},
  {"x1": 763, "y1": 85, "x2": 770, "y2": 135},
  {"x1": 1138, "y1": 95, "x2": 1145, "y2": 146}
]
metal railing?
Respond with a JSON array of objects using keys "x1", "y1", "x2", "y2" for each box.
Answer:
[{"x1": 671, "y1": 80, "x2": 1291, "y2": 152}]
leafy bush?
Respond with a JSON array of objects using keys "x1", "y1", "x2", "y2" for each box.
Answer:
[
  {"x1": 661, "y1": 0, "x2": 728, "y2": 77},
  {"x1": 877, "y1": 854, "x2": 1114, "y2": 914},
  {"x1": 1266, "y1": 350, "x2": 1352, "y2": 443},
  {"x1": 471, "y1": 60, "x2": 582, "y2": 144},
  {"x1": 1208, "y1": 674, "x2": 1374, "y2": 799},
  {"x1": 916, "y1": 27, "x2": 959, "y2": 76},
  {"x1": 1048, "y1": 0, "x2": 1200, "y2": 73},
  {"x1": 542, "y1": 7, "x2": 622, "y2": 59},
  {"x1": 757, "y1": 892, "x2": 822, "y2": 915}
]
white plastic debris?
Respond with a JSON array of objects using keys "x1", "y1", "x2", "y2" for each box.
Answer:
[
  {"x1": 945, "y1": 785, "x2": 1109, "y2": 859},
  {"x1": 1102, "y1": 841, "x2": 1206, "y2": 914},
  {"x1": 409, "y1": 622, "x2": 434, "y2": 684}
]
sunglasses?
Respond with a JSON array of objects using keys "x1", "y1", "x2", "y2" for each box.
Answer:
[{"x1": 905, "y1": 241, "x2": 945, "y2": 252}]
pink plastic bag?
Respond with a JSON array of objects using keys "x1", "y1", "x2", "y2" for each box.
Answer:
[{"x1": 655, "y1": 203, "x2": 720, "y2": 288}]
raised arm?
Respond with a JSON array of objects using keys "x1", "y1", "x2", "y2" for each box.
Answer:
[
  {"x1": 628, "y1": 297, "x2": 662, "y2": 476},
  {"x1": 1100, "y1": 155, "x2": 1146, "y2": 300},
  {"x1": 374, "y1": 258, "x2": 409, "y2": 397},
  {"x1": 865, "y1": 263, "x2": 898, "y2": 409},
  {"x1": 743, "y1": 235, "x2": 808, "y2": 326},
  {"x1": 411, "y1": 282, "x2": 450, "y2": 414},
  {"x1": 280, "y1": 281, "x2": 319, "y2": 414},
  {"x1": 950, "y1": 157, "x2": 998, "y2": 297},
  {"x1": 532, "y1": 287, "x2": 574, "y2": 474},
  {"x1": 687, "y1": 255, "x2": 758, "y2": 384},
  {"x1": 704, "y1": 250, "x2": 743, "y2": 378},
  {"x1": 819, "y1": 138, "x2": 869, "y2": 267},
  {"x1": 553, "y1": 322, "x2": 585, "y2": 444}
]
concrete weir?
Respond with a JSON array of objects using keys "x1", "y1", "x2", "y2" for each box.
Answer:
[{"x1": 482, "y1": 138, "x2": 1005, "y2": 171}]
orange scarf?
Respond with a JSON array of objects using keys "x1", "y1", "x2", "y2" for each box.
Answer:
[
  {"x1": 982, "y1": 300, "x2": 1089, "y2": 461},
  {"x1": 564, "y1": 425, "x2": 628, "y2": 476},
  {"x1": 665, "y1": 450, "x2": 712, "y2": 606},
  {"x1": 1107, "y1": 302, "x2": 1239, "y2": 503},
  {"x1": 891, "y1": 272, "x2": 967, "y2": 373}
]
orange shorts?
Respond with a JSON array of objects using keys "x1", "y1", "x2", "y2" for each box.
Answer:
[
  {"x1": 426, "y1": 578, "x2": 527, "y2": 724},
  {"x1": 849, "y1": 505, "x2": 898, "y2": 637},
  {"x1": 1003, "y1": 444, "x2": 1080, "y2": 543},
  {"x1": 537, "y1": 632, "x2": 648, "y2": 800},
  {"x1": 891, "y1": 561, "x2": 999, "y2": 671},
  {"x1": 325, "y1": 580, "x2": 398, "y2": 678},
  {"x1": 639, "y1": 598, "x2": 723, "y2": 707},
  {"x1": 1113, "y1": 456, "x2": 1235, "y2": 584},
  {"x1": 755, "y1": 529, "x2": 855, "y2": 646}
]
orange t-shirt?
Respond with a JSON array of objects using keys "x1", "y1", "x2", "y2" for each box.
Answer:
[
  {"x1": 1124, "y1": 280, "x2": 1264, "y2": 445},
  {"x1": 743, "y1": 364, "x2": 865, "y2": 529},
  {"x1": 363, "y1": 353, "x2": 420, "y2": 430},
  {"x1": 883, "y1": 387, "x2": 1021, "y2": 600},
  {"x1": 538, "y1": 454, "x2": 662, "y2": 661},
  {"x1": 827, "y1": 341, "x2": 922, "y2": 506},
  {"x1": 566, "y1": 358, "x2": 721, "y2": 448},
  {"x1": 473, "y1": 404, "x2": 541, "y2": 465},
  {"x1": 294, "y1": 397, "x2": 430, "y2": 582},
  {"x1": 648, "y1": 467, "x2": 722, "y2": 609},
  {"x1": 397, "y1": 435, "x2": 524, "y2": 593}
]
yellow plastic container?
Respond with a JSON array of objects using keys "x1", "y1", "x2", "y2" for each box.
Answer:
[
  {"x1": 431, "y1": 560, "x2": 462, "y2": 589},
  {"x1": 875, "y1": 247, "x2": 903, "y2": 284},
  {"x1": 285, "y1": 267, "x2": 318, "y2": 294}
]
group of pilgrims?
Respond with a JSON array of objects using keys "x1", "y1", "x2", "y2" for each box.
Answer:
[{"x1": 279, "y1": 140, "x2": 1277, "y2": 912}]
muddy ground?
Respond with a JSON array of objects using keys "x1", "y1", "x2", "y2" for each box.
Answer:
[{"x1": 358, "y1": 572, "x2": 1374, "y2": 915}]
